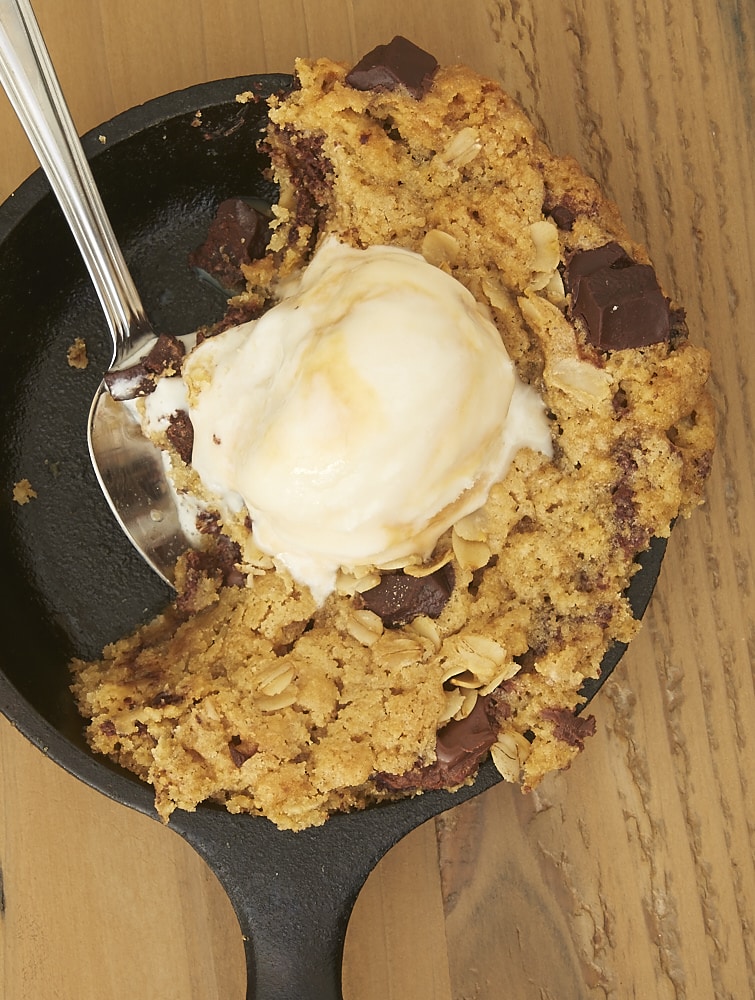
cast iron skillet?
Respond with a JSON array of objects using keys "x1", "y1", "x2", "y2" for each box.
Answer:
[{"x1": 0, "y1": 76, "x2": 667, "y2": 999}]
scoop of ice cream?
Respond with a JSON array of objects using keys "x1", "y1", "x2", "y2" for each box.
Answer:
[{"x1": 182, "y1": 238, "x2": 552, "y2": 601}]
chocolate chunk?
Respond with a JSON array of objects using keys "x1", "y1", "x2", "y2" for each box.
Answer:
[
  {"x1": 360, "y1": 564, "x2": 454, "y2": 627},
  {"x1": 104, "y1": 333, "x2": 185, "y2": 401},
  {"x1": 611, "y1": 440, "x2": 651, "y2": 554},
  {"x1": 566, "y1": 242, "x2": 671, "y2": 350},
  {"x1": 189, "y1": 197, "x2": 270, "y2": 293},
  {"x1": 612, "y1": 386, "x2": 630, "y2": 417},
  {"x1": 212, "y1": 533, "x2": 246, "y2": 588},
  {"x1": 166, "y1": 409, "x2": 194, "y2": 464},
  {"x1": 547, "y1": 203, "x2": 576, "y2": 231},
  {"x1": 266, "y1": 128, "x2": 331, "y2": 257},
  {"x1": 133, "y1": 721, "x2": 157, "y2": 744},
  {"x1": 486, "y1": 686, "x2": 514, "y2": 723},
  {"x1": 196, "y1": 510, "x2": 222, "y2": 535},
  {"x1": 541, "y1": 707, "x2": 596, "y2": 749},
  {"x1": 435, "y1": 695, "x2": 498, "y2": 771},
  {"x1": 346, "y1": 36, "x2": 438, "y2": 99},
  {"x1": 229, "y1": 735, "x2": 258, "y2": 767},
  {"x1": 175, "y1": 534, "x2": 245, "y2": 614},
  {"x1": 612, "y1": 478, "x2": 649, "y2": 554},
  {"x1": 143, "y1": 332, "x2": 185, "y2": 373},
  {"x1": 565, "y1": 242, "x2": 632, "y2": 286},
  {"x1": 212, "y1": 297, "x2": 265, "y2": 334},
  {"x1": 149, "y1": 690, "x2": 184, "y2": 708},
  {"x1": 375, "y1": 695, "x2": 497, "y2": 792},
  {"x1": 103, "y1": 365, "x2": 153, "y2": 400}
]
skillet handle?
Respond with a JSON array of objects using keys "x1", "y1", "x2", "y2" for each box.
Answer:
[
  {"x1": 168, "y1": 768, "x2": 504, "y2": 997},
  {"x1": 171, "y1": 805, "x2": 415, "y2": 1000}
]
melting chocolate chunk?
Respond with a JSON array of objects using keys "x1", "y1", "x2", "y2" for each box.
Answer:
[
  {"x1": 189, "y1": 197, "x2": 270, "y2": 293},
  {"x1": 376, "y1": 695, "x2": 497, "y2": 792},
  {"x1": 360, "y1": 564, "x2": 454, "y2": 627},
  {"x1": 166, "y1": 409, "x2": 194, "y2": 464},
  {"x1": 104, "y1": 333, "x2": 185, "y2": 401},
  {"x1": 435, "y1": 695, "x2": 498, "y2": 771},
  {"x1": 346, "y1": 36, "x2": 438, "y2": 99},
  {"x1": 566, "y1": 242, "x2": 671, "y2": 350}
]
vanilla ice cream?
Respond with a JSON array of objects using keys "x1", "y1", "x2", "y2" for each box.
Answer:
[{"x1": 179, "y1": 238, "x2": 552, "y2": 601}]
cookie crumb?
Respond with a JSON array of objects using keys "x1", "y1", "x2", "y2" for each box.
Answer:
[
  {"x1": 13, "y1": 479, "x2": 37, "y2": 504},
  {"x1": 66, "y1": 336, "x2": 89, "y2": 369}
]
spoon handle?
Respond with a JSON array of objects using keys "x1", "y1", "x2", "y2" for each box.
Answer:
[{"x1": 0, "y1": 0, "x2": 152, "y2": 364}]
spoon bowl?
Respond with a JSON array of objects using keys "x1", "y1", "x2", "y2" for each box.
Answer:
[{"x1": 86, "y1": 387, "x2": 191, "y2": 583}]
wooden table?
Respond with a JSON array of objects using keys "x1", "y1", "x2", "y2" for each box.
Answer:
[{"x1": 1, "y1": 2, "x2": 752, "y2": 997}]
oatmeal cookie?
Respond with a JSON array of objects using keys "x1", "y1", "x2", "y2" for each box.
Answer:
[{"x1": 71, "y1": 38, "x2": 714, "y2": 830}]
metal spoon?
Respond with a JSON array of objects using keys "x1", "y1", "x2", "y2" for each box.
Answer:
[{"x1": 0, "y1": 0, "x2": 192, "y2": 584}]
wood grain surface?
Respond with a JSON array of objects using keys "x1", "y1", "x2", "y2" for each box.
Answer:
[{"x1": 1, "y1": 1, "x2": 753, "y2": 997}]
